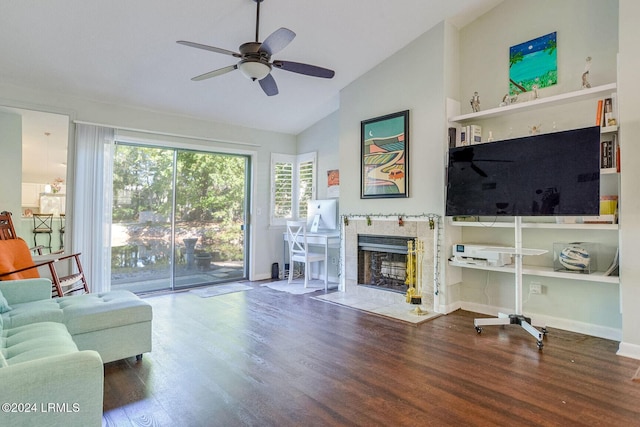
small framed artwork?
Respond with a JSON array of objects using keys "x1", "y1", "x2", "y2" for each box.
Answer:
[
  {"x1": 509, "y1": 31, "x2": 557, "y2": 95},
  {"x1": 361, "y1": 110, "x2": 409, "y2": 199},
  {"x1": 327, "y1": 169, "x2": 340, "y2": 198}
]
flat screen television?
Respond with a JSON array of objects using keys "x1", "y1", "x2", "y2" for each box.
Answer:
[
  {"x1": 446, "y1": 126, "x2": 601, "y2": 217},
  {"x1": 306, "y1": 199, "x2": 338, "y2": 232}
]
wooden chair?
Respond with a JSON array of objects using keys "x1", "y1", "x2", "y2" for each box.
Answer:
[
  {"x1": 286, "y1": 220, "x2": 327, "y2": 288},
  {"x1": 59, "y1": 213, "x2": 65, "y2": 250},
  {"x1": 0, "y1": 211, "x2": 89, "y2": 298},
  {"x1": 0, "y1": 211, "x2": 43, "y2": 255},
  {"x1": 0, "y1": 211, "x2": 19, "y2": 240}
]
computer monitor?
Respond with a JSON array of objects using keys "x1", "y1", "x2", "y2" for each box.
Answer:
[{"x1": 306, "y1": 199, "x2": 338, "y2": 232}]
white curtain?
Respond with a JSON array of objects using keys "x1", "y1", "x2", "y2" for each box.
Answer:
[{"x1": 72, "y1": 124, "x2": 114, "y2": 293}]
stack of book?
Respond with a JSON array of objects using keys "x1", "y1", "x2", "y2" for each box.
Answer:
[
  {"x1": 596, "y1": 94, "x2": 620, "y2": 173},
  {"x1": 449, "y1": 124, "x2": 483, "y2": 147},
  {"x1": 600, "y1": 137, "x2": 617, "y2": 169},
  {"x1": 595, "y1": 95, "x2": 617, "y2": 128}
]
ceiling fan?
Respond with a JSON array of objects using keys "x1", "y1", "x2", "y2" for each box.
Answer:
[{"x1": 177, "y1": 0, "x2": 335, "y2": 96}]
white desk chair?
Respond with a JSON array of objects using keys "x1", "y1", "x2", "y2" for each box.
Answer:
[{"x1": 286, "y1": 220, "x2": 328, "y2": 288}]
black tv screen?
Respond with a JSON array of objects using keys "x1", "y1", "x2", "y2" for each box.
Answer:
[{"x1": 446, "y1": 126, "x2": 601, "y2": 217}]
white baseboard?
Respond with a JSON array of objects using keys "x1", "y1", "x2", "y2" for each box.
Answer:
[
  {"x1": 459, "y1": 302, "x2": 622, "y2": 341},
  {"x1": 439, "y1": 301, "x2": 462, "y2": 314},
  {"x1": 251, "y1": 272, "x2": 271, "y2": 281},
  {"x1": 617, "y1": 342, "x2": 640, "y2": 361}
]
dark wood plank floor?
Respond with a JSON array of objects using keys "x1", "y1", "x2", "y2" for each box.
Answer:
[{"x1": 102, "y1": 283, "x2": 640, "y2": 426}]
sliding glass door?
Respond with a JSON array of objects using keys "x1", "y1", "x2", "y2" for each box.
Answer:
[
  {"x1": 110, "y1": 143, "x2": 249, "y2": 293},
  {"x1": 173, "y1": 150, "x2": 248, "y2": 289}
]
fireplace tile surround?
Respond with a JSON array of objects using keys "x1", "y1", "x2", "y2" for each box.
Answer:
[{"x1": 341, "y1": 217, "x2": 438, "y2": 313}]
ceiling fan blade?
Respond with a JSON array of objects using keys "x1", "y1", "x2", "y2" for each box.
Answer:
[
  {"x1": 260, "y1": 28, "x2": 296, "y2": 56},
  {"x1": 192, "y1": 65, "x2": 238, "y2": 81},
  {"x1": 259, "y1": 73, "x2": 279, "y2": 96},
  {"x1": 177, "y1": 40, "x2": 241, "y2": 57},
  {"x1": 273, "y1": 60, "x2": 335, "y2": 79}
]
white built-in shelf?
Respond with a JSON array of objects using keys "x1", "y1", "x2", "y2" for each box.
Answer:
[
  {"x1": 449, "y1": 219, "x2": 618, "y2": 230},
  {"x1": 449, "y1": 83, "x2": 617, "y2": 122},
  {"x1": 448, "y1": 260, "x2": 619, "y2": 284},
  {"x1": 601, "y1": 125, "x2": 618, "y2": 134},
  {"x1": 475, "y1": 246, "x2": 547, "y2": 256}
]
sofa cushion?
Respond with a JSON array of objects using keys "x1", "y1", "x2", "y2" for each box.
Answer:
[
  {"x1": 0, "y1": 289, "x2": 11, "y2": 314},
  {"x1": 57, "y1": 290, "x2": 152, "y2": 335},
  {"x1": 1, "y1": 322, "x2": 78, "y2": 365},
  {"x1": 1, "y1": 299, "x2": 63, "y2": 329}
]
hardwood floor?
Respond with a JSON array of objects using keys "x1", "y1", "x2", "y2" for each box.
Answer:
[{"x1": 103, "y1": 283, "x2": 640, "y2": 426}]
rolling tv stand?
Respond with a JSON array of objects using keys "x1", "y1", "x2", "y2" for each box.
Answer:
[{"x1": 473, "y1": 217, "x2": 548, "y2": 349}]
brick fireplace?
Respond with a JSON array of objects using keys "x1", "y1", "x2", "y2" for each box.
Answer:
[{"x1": 342, "y1": 217, "x2": 437, "y2": 310}]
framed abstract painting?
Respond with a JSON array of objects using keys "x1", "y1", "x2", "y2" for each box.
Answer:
[{"x1": 361, "y1": 110, "x2": 409, "y2": 199}]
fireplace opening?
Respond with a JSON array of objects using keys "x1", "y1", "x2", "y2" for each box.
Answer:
[{"x1": 357, "y1": 235, "x2": 415, "y2": 293}]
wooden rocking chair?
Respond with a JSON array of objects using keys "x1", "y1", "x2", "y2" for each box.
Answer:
[{"x1": 0, "y1": 211, "x2": 89, "y2": 298}]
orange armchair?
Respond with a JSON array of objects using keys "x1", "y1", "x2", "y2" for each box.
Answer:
[{"x1": 0, "y1": 211, "x2": 89, "y2": 298}]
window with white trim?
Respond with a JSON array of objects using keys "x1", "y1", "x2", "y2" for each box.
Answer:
[{"x1": 270, "y1": 152, "x2": 316, "y2": 226}]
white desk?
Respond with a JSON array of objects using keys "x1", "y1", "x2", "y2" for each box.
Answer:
[{"x1": 283, "y1": 230, "x2": 340, "y2": 290}]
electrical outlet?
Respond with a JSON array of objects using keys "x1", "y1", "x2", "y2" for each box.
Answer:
[
  {"x1": 331, "y1": 257, "x2": 337, "y2": 265},
  {"x1": 530, "y1": 282, "x2": 542, "y2": 294}
]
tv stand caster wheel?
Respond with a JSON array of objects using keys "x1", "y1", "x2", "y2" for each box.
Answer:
[
  {"x1": 475, "y1": 326, "x2": 482, "y2": 334},
  {"x1": 541, "y1": 327, "x2": 548, "y2": 336},
  {"x1": 536, "y1": 341, "x2": 544, "y2": 350}
]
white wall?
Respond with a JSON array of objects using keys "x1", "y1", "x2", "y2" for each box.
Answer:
[
  {"x1": 297, "y1": 110, "x2": 340, "y2": 200},
  {"x1": 296, "y1": 110, "x2": 341, "y2": 280},
  {"x1": 0, "y1": 111, "x2": 22, "y2": 217},
  {"x1": 335, "y1": 21, "x2": 449, "y2": 307},
  {"x1": 0, "y1": 81, "x2": 296, "y2": 281},
  {"x1": 339, "y1": 22, "x2": 446, "y2": 216},
  {"x1": 459, "y1": 0, "x2": 618, "y2": 116},
  {"x1": 617, "y1": 0, "x2": 640, "y2": 358}
]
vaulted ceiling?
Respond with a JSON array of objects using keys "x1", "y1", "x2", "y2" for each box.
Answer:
[{"x1": 0, "y1": 0, "x2": 502, "y2": 135}]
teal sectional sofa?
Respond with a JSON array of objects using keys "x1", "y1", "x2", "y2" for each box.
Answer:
[{"x1": 0, "y1": 278, "x2": 152, "y2": 426}]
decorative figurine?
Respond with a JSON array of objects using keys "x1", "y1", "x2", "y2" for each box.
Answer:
[
  {"x1": 530, "y1": 84, "x2": 539, "y2": 101},
  {"x1": 501, "y1": 93, "x2": 519, "y2": 107},
  {"x1": 582, "y1": 56, "x2": 592, "y2": 89},
  {"x1": 470, "y1": 91, "x2": 480, "y2": 112},
  {"x1": 500, "y1": 94, "x2": 510, "y2": 107}
]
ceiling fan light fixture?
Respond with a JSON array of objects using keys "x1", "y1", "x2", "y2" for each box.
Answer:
[
  {"x1": 238, "y1": 60, "x2": 271, "y2": 81},
  {"x1": 177, "y1": 0, "x2": 334, "y2": 95}
]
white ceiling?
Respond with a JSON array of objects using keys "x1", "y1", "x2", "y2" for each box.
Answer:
[{"x1": 0, "y1": 0, "x2": 502, "y2": 137}]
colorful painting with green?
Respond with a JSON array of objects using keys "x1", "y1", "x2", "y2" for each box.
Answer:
[
  {"x1": 509, "y1": 32, "x2": 557, "y2": 96},
  {"x1": 361, "y1": 110, "x2": 409, "y2": 199}
]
